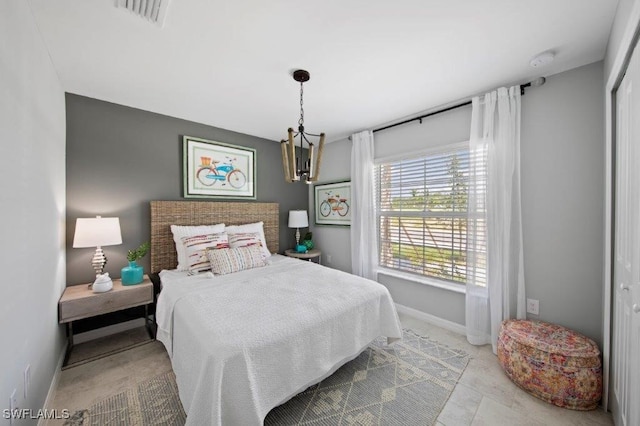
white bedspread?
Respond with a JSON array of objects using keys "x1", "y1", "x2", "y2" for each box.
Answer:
[{"x1": 156, "y1": 255, "x2": 402, "y2": 426}]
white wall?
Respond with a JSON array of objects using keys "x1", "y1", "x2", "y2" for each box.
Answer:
[
  {"x1": 313, "y1": 61, "x2": 605, "y2": 347},
  {"x1": 0, "y1": 0, "x2": 66, "y2": 422}
]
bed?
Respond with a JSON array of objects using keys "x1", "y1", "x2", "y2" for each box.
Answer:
[{"x1": 150, "y1": 200, "x2": 403, "y2": 425}]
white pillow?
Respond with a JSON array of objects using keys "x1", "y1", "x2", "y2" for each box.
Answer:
[
  {"x1": 171, "y1": 223, "x2": 225, "y2": 271},
  {"x1": 228, "y1": 232, "x2": 262, "y2": 247},
  {"x1": 226, "y1": 222, "x2": 271, "y2": 259},
  {"x1": 181, "y1": 232, "x2": 229, "y2": 274}
]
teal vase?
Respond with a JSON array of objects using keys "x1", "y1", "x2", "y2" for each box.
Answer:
[{"x1": 121, "y1": 260, "x2": 143, "y2": 285}]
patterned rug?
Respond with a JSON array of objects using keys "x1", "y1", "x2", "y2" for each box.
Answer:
[{"x1": 66, "y1": 329, "x2": 469, "y2": 426}]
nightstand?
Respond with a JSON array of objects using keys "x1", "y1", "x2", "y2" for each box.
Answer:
[
  {"x1": 58, "y1": 276, "x2": 154, "y2": 367},
  {"x1": 284, "y1": 248, "x2": 321, "y2": 263}
]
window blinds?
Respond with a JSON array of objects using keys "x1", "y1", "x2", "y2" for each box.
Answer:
[{"x1": 375, "y1": 144, "x2": 486, "y2": 285}]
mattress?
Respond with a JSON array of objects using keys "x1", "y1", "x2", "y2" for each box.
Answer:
[{"x1": 155, "y1": 254, "x2": 402, "y2": 425}]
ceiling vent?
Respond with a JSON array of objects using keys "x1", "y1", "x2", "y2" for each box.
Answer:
[{"x1": 116, "y1": 0, "x2": 171, "y2": 26}]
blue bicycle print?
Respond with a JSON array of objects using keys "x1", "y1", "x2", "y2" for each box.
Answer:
[{"x1": 196, "y1": 156, "x2": 247, "y2": 189}]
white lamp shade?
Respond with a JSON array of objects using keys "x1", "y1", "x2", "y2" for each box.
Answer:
[
  {"x1": 73, "y1": 217, "x2": 123, "y2": 248},
  {"x1": 288, "y1": 210, "x2": 309, "y2": 228}
]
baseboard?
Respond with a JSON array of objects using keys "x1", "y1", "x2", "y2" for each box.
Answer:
[
  {"x1": 395, "y1": 303, "x2": 466, "y2": 336},
  {"x1": 74, "y1": 318, "x2": 146, "y2": 344},
  {"x1": 38, "y1": 344, "x2": 67, "y2": 426}
]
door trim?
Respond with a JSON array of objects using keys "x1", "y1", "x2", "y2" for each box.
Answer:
[{"x1": 604, "y1": 3, "x2": 640, "y2": 413}]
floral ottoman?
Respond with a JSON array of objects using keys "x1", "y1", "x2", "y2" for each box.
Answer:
[{"x1": 497, "y1": 319, "x2": 602, "y2": 410}]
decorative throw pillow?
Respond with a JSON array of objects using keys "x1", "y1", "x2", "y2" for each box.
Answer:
[
  {"x1": 171, "y1": 223, "x2": 225, "y2": 271},
  {"x1": 228, "y1": 232, "x2": 263, "y2": 250},
  {"x1": 226, "y1": 222, "x2": 271, "y2": 259},
  {"x1": 207, "y1": 246, "x2": 266, "y2": 275},
  {"x1": 181, "y1": 232, "x2": 229, "y2": 274}
]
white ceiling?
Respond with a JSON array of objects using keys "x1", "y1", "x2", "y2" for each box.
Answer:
[{"x1": 29, "y1": 0, "x2": 618, "y2": 143}]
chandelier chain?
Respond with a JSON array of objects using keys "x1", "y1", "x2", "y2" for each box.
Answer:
[{"x1": 298, "y1": 81, "x2": 304, "y2": 127}]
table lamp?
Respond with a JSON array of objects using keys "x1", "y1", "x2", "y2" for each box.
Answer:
[
  {"x1": 288, "y1": 210, "x2": 309, "y2": 250},
  {"x1": 73, "y1": 216, "x2": 123, "y2": 277}
]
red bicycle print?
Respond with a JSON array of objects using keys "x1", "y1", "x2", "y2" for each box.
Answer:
[
  {"x1": 196, "y1": 156, "x2": 247, "y2": 189},
  {"x1": 319, "y1": 191, "x2": 350, "y2": 217}
]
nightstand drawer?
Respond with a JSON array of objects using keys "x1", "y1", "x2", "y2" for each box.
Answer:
[{"x1": 59, "y1": 278, "x2": 153, "y2": 323}]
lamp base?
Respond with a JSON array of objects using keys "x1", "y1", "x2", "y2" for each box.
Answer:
[
  {"x1": 91, "y1": 247, "x2": 107, "y2": 276},
  {"x1": 92, "y1": 279, "x2": 113, "y2": 293},
  {"x1": 92, "y1": 273, "x2": 113, "y2": 293}
]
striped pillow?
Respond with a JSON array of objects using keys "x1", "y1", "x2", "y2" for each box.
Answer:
[
  {"x1": 226, "y1": 222, "x2": 271, "y2": 259},
  {"x1": 228, "y1": 232, "x2": 264, "y2": 252},
  {"x1": 207, "y1": 246, "x2": 266, "y2": 275},
  {"x1": 181, "y1": 232, "x2": 229, "y2": 274},
  {"x1": 171, "y1": 223, "x2": 225, "y2": 271}
]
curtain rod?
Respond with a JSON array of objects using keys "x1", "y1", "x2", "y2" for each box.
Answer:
[{"x1": 371, "y1": 77, "x2": 546, "y2": 134}]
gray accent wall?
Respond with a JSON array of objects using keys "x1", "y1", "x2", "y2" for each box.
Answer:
[
  {"x1": 308, "y1": 140, "x2": 353, "y2": 273},
  {"x1": 1, "y1": 0, "x2": 67, "y2": 420},
  {"x1": 66, "y1": 94, "x2": 308, "y2": 285},
  {"x1": 312, "y1": 61, "x2": 605, "y2": 347},
  {"x1": 520, "y1": 61, "x2": 604, "y2": 347}
]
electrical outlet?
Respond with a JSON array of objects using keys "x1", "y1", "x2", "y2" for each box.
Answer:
[
  {"x1": 24, "y1": 364, "x2": 30, "y2": 399},
  {"x1": 526, "y1": 298, "x2": 539, "y2": 315},
  {"x1": 326, "y1": 254, "x2": 332, "y2": 264}
]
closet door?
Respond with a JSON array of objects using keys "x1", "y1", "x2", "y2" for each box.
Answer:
[{"x1": 613, "y1": 41, "x2": 640, "y2": 426}]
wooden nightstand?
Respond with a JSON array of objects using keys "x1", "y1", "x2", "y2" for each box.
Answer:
[
  {"x1": 58, "y1": 276, "x2": 154, "y2": 367},
  {"x1": 284, "y1": 248, "x2": 322, "y2": 263}
]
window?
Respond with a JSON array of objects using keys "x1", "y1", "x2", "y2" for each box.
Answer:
[{"x1": 375, "y1": 142, "x2": 486, "y2": 285}]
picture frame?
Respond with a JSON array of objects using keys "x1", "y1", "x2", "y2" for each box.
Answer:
[
  {"x1": 183, "y1": 136, "x2": 256, "y2": 199},
  {"x1": 313, "y1": 180, "x2": 351, "y2": 226}
]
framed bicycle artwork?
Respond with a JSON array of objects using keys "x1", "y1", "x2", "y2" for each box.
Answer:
[
  {"x1": 183, "y1": 136, "x2": 256, "y2": 199},
  {"x1": 313, "y1": 180, "x2": 351, "y2": 226}
]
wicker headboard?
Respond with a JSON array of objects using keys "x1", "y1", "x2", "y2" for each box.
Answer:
[{"x1": 150, "y1": 200, "x2": 279, "y2": 272}]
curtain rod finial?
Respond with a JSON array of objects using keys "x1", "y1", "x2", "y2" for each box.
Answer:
[{"x1": 531, "y1": 77, "x2": 546, "y2": 87}]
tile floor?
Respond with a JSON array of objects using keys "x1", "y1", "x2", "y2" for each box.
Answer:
[
  {"x1": 46, "y1": 313, "x2": 613, "y2": 425},
  {"x1": 398, "y1": 313, "x2": 612, "y2": 426}
]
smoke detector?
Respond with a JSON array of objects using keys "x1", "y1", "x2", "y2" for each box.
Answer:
[
  {"x1": 529, "y1": 52, "x2": 555, "y2": 68},
  {"x1": 116, "y1": 0, "x2": 171, "y2": 26}
]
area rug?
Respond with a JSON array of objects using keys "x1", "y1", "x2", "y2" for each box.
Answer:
[{"x1": 66, "y1": 329, "x2": 469, "y2": 426}]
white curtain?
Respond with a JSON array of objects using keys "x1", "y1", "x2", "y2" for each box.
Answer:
[
  {"x1": 466, "y1": 86, "x2": 526, "y2": 353},
  {"x1": 351, "y1": 130, "x2": 378, "y2": 280}
]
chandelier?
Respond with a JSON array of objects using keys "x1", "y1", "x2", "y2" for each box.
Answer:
[{"x1": 281, "y1": 69, "x2": 325, "y2": 183}]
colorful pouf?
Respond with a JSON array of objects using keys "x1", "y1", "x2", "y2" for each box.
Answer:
[{"x1": 497, "y1": 319, "x2": 602, "y2": 410}]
